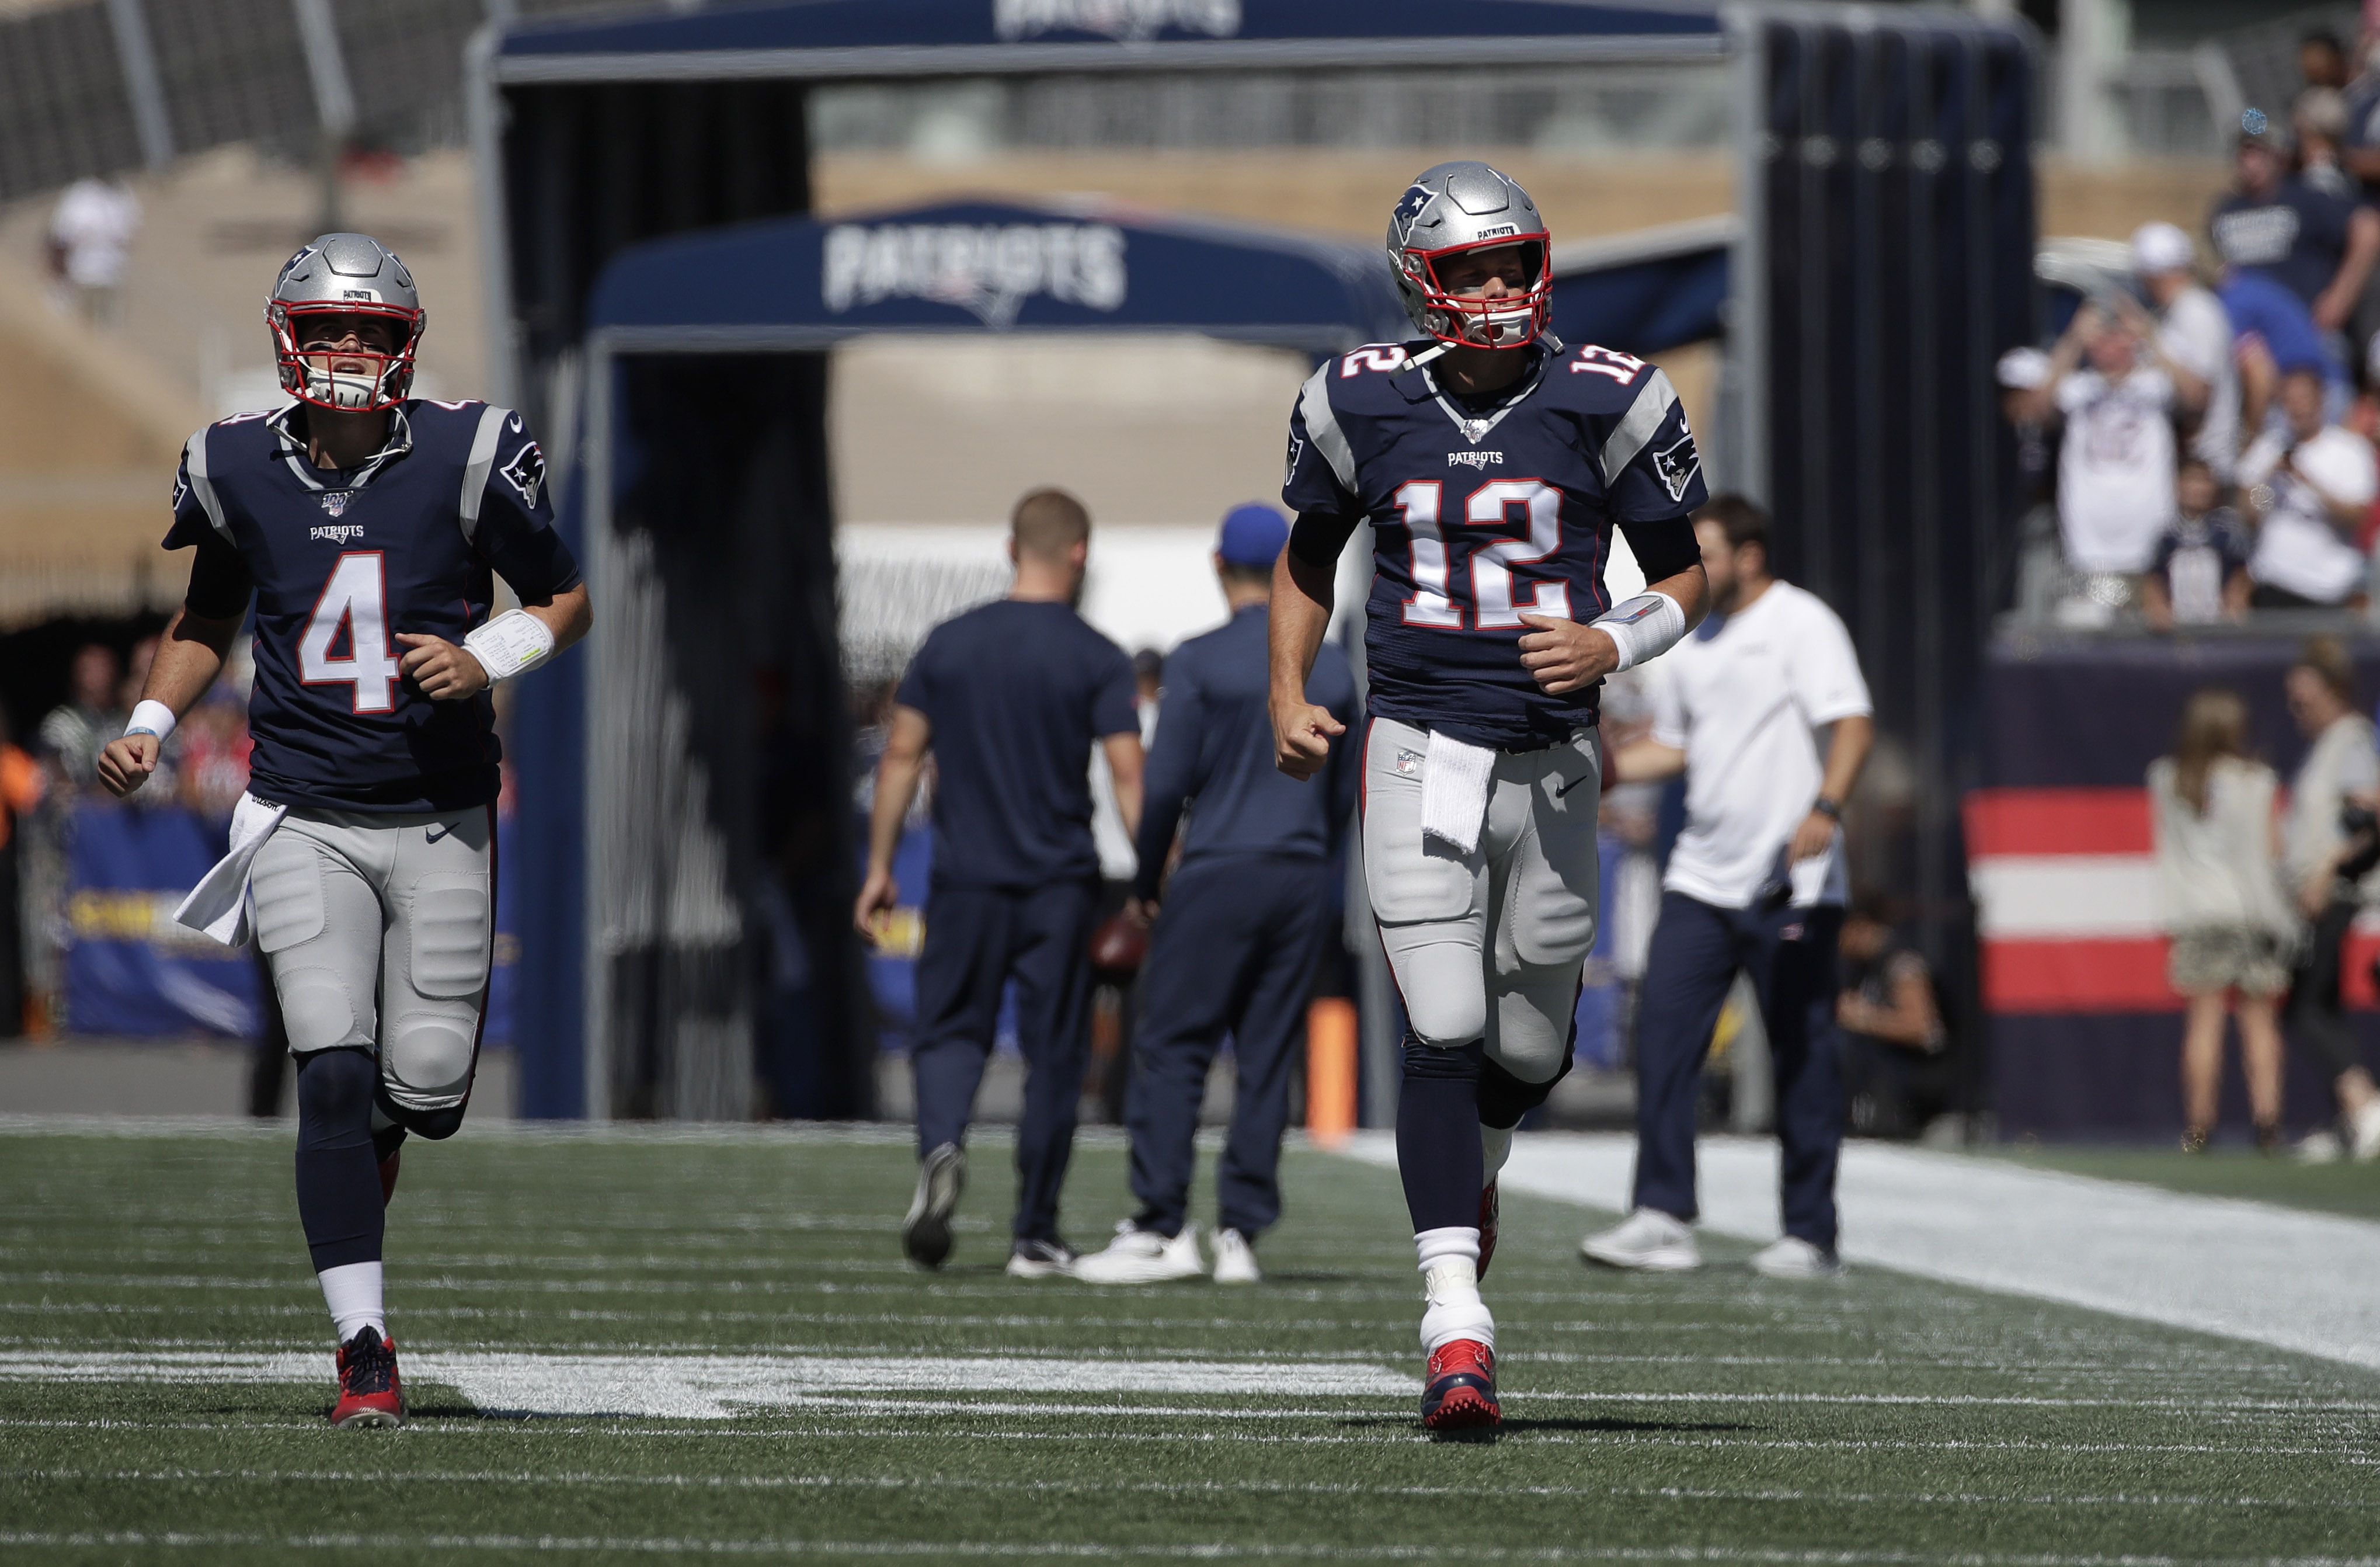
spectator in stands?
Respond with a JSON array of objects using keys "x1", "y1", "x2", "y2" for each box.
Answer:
[
  {"x1": 1835, "y1": 890, "x2": 1948, "y2": 1141},
  {"x1": 2221, "y1": 269, "x2": 2350, "y2": 435},
  {"x1": 2212, "y1": 119, "x2": 2379, "y2": 336},
  {"x1": 2143, "y1": 457, "x2": 2253, "y2": 630},
  {"x1": 2303, "y1": 27, "x2": 2351, "y2": 93},
  {"x1": 35, "y1": 642, "x2": 122, "y2": 796},
  {"x1": 44, "y1": 178, "x2": 140, "y2": 328},
  {"x1": 2149, "y1": 687, "x2": 2294, "y2": 1153},
  {"x1": 0, "y1": 707, "x2": 41, "y2": 1040},
  {"x1": 2134, "y1": 223, "x2": 2239, "y2": 482},
  {"x1": 2278, "y1": 640, "x2": 2380, "y2": 1162},
  {"x1": 2297, "y1": 89, "x2": 2357, "y2": 200},
  {"x1": 2015, "y1": 302, "x2": 2207, "y2": 613},
  {"x1": 2240, "y1": 366, "x2": 2379, "y2": 609}
]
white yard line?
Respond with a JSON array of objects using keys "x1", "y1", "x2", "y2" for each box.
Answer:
[
  {"x1": 0, "y1": 1349, "x2": 1408, "y2": 1419},
  {"x1": 1340, "y1": 1132, "x2": 2380, "y2": 1373}
]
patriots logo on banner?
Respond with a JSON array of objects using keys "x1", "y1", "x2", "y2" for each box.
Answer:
[
  {"x1": 500, "y1": 442, "x2": 545, "y2": 510},
  {"x1": 318, "y1": 490, "x2": 354, "y2": 517},
  {"x1": 1653, "y1": 432, "x2": 1701, "y2": 503}
]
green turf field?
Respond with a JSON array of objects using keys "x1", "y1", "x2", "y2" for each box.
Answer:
[
  {"x1": 1985, "y1": 1142, "x2": 2380, "y2": 1222},
  {"x1": 4, "y1": 1124, "x2": 2378, "y2": 1565}
]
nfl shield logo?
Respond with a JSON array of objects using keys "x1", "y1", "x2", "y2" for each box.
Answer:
[{"x1": 319, "y1": 491, "x2": 353, "y2": 517}]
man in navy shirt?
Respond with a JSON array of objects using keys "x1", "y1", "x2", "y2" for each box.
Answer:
[
  {"x1": 1268, "y1": 162, "x2": 1711, "y2": 1430},
  {"x1": 856, "y1": 488, "x2": 1145, "y2": 1278},
  {"x1": 95, "y1": 234, "x2": 590, "y2": 1429},
  {"x1": 2210, "y1": 120, "x2": 2379, "y2": 333},
  {"x1": 1073, "y1": 504, "x2": 1359, "y2": 1287}
]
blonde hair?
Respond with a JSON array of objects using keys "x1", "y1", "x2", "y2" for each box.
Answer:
[{"x1": 2172, "y1": 686, "x2": 2249, "y2": 815}]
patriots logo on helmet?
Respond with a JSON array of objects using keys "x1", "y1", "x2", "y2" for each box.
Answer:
[
  {"x1": 1653, "y1": 432, "x2": 1701, "y2": 503},
  {"x1": 1391, "y1": 185, "x2": 1433, "y2": 232},
  {"x1": 500, "y1": 442, "x2": 546, "y2": 510}
]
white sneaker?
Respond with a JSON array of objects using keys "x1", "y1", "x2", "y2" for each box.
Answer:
[
  {"x1": 1579, "y1": 1208, "x2": 1702, "y2": 1271},
  {"x1": 1071, "y1": 1222, "x2": 1205, "y2": 1284},
  {"x1": 1749, "y1": 1236, "x2": 1844, "y2": 1279},
  {"x1": 1210, "y1": 1228, "x2": 1261, "y2": 1284},
  {"x1": 2296, "y1": 1130, "x2": 2346, "y2": 1165},
  {"x1": 2350, "y1": 1100, "x2": 2380, "y2": 1162}
]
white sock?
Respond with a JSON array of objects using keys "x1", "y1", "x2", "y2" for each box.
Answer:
[
  {"x1": 1480, "y1": 1124, "x2": 1513, "y2": 1181},
  {"x1": 318, "y1": 1261, "x2": 386, "y2": 1344},
  {"x1": 1414, "y1": 1226, "x2": 1493, "y2": 1354}
]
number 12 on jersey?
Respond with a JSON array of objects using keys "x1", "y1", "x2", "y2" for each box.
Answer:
[
  {"x1": 1393, "y1": 478, "x2": 1572, "y2": 631},
  {"x1": 300, "y1": 552, "x2": 402, "y2": 713}
]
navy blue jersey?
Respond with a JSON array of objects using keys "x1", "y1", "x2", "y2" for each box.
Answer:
[
  {"x1": 165, "y1": 400, "x2": 581, "y2": 813},
  {"x1": 896, "y1": 598, "x2": 1139, "y2": 890},
  {"x1": 1283, "y1": 339, "x2": 1707, "y2": 749},
  {"x1": 1133, "y1": 604, "x2": 1359, "y2": 903}
]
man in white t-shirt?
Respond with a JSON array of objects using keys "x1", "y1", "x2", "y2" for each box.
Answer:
[
  {"x1": 2015, "y1": 301, "x2": 2208, "y2": 585},
  {"x1": 1579, "y1": 495, "x2": 1874, "y2": 1280},
  {"x1": 2132, "y1": 221, "x2": 2240, "y2": 483},
  {"x1": 45, "y1": 178, "x2": 141, "y2": 328},
  {"x1": 2240, "y1": 365, "x2": 2379, "y2": 608}
]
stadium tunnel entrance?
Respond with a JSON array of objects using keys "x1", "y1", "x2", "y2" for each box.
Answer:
[
  {"x1": 483, "y1": 2, "x2": 2035, "y2": 1125},
  {"x1": 509, "y1": 199, "x2": 1730, "y2": 1120}
]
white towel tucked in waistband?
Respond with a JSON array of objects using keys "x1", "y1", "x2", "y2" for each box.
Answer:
[
  {"x1": 173, "y1": 792, "x2": 289, "y2": 946},
  {"x1": 1420, "y1": 731, "x2": 1497, "y2": 856}
]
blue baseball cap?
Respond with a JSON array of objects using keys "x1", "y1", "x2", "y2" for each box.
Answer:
[{"x1": 1216, "y1": 503, "x2": 1289, "y2": 567}]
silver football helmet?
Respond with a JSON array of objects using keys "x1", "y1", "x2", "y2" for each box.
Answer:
[
  {"x1": 1386, "y1": 162, "x2": 1551, "y2": 351},
  {"x1": 266, "y1": 232, "x2": 426, "y2": 412}
]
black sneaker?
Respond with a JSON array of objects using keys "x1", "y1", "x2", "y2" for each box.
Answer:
[
  {"x1": 1005, "y1": 1238, "x2": 1078, "y2": 1279},
  {"x1": 902, "y1": 1143, "x2": 965, "y2": 1269}
]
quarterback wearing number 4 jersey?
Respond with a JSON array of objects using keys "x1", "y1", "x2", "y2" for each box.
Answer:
[
  {"x1": 97, "y1": 234, "x2": 590, "y2": 1430},
  {"x1": 1269, "y1": 162, "x2": 1711, "y2": 1432}
]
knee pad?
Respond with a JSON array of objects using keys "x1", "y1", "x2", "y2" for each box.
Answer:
[
  {"x1": 381, "y1": 1019, "x2": 477, "y2": 1111},
  {"x1": 295, "y1": 1047, "x2": 377, "y2": 1150},
  {"x1": 1478, "y1": 1048, "x2": 1574, "y2": 1130},
  {"x1": 274, "y1": 966, "x2": 366, "y2": 1055},
  {"x1": 1402, "y1": 1034, "x2": 1484, "y2": 1082}
]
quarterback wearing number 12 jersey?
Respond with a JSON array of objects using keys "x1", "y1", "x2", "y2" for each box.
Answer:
[
  {"x1": 1270, "y1": 162, "x2": 1711, "y2": 1436},
  {"x1": 1283, "y1": 335, "x2": 1707, "y2": 751},
  {"x1": 166, "y1": 397, "x2": 580, "y2": 812}
]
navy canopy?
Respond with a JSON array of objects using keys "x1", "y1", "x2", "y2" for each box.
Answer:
[
  {"x1": 498, "y1": 0, "x2": 1723, "y2": 71},
  {"x1": 585, "y1": 197, "x2": 1728, "y2": 356}
]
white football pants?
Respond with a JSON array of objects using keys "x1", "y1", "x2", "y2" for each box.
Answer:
[
  {"x1": 1361, "y1": 715, "x2": 1602, "y2": 1084},
  {"x1": 249, "y1": 804, "x2": 496, "y2": 1111}
]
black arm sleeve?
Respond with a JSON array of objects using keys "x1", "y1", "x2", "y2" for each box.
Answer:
[
  {"x1": 183, "y1": 531, "x2": 253, "y2": 619},
  {"x1": 1618, "y1": 515, "x2": 1700, "y2": 583},
  {"x1": 1287, "y1": 509, "x2": 1362, "y2": 569}
]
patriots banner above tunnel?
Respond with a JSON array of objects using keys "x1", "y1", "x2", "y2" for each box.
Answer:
[{"x1": 1968, "y1": 633, "x2": 2380, "y2": 1138}]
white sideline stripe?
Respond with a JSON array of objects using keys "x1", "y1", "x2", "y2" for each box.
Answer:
[
  {"x1": 3, "y1": 1535, "x2": 2379, "y2": 1566},
  {"x1": 1968, "y1": 854, "x2": 2161, "y2": 937},
  {"x1": 0, "y1": 1350, "x2": 1408, "y2": 1419},
  {"x1": 1344, "y1": 1133, "x2": 2380, "y2": 1373}
]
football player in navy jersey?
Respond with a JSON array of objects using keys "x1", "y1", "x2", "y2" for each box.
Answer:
[
  {"x1": 95, "y1": 234, "x2": 591, "y2": 1428},
  {"x1": 1267, "y1": 164, "x2": 1712, "y2": 1431}
]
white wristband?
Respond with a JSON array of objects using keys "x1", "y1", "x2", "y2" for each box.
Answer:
[
  {"x1": 462, "y1": 609, "x2": 558, "y2": 685},
  {"x1": 126, "y1": 700, "x2": 178, "y2": 743},
  {"x1": 1590, "y1": 591, "x2": 1688, "y2": 673}
]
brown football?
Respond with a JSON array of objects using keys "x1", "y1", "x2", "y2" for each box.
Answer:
[{"x1": 1087, "y1": 911, "x2": 1150, "y2": 978}]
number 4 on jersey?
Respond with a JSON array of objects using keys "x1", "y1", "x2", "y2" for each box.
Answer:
[{"x1": 300, "y1": 553, "x2": 401, "y2": 713}]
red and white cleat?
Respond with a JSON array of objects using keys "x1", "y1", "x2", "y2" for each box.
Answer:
[
  {"x1": 1476, "y1": 1179, "x2": 1499, "y2": 1280},
  {"x1": 1420, "y1": 1338, "x2": 1501, "y2": 1432},
  {"x1": 331, "y1": 1326, "x2": 405, "y2": 1428}
]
